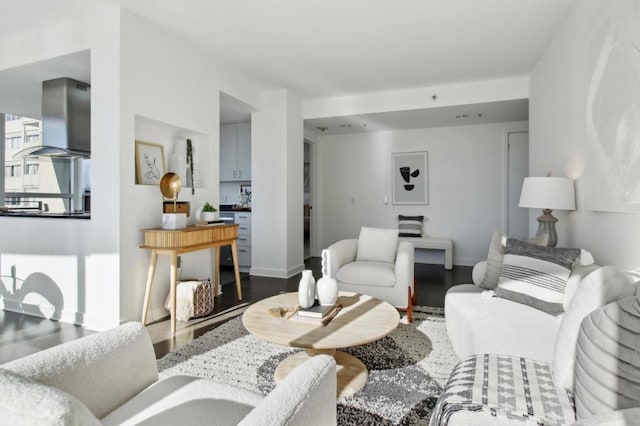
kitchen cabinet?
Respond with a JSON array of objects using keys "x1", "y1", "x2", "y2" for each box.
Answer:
[
  {"x1": 220, "y1": 211, "x2": 251, "y2": 271},
  {"x1": 220, "y1": 122, "x2": 251, "y2": 181}
]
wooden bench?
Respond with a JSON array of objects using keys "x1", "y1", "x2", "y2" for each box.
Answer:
[{"x1": 399, "y1": 236, "x2": 453, "y2": 270}]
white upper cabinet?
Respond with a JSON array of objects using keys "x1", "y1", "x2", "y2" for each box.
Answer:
[{"x1": 220, "y1": 122, "x2": 251, "y2": 181}]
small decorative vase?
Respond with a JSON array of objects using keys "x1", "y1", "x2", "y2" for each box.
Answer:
[
  {"x1": 298, "y1": 270, "x2": 316, "y2": 308},
  {"x1": 317, "y1": 249, "x2": 338, "y2": 306},
  {"x1": 317, "y1": 277, "x2": 338, "y2": 306},
  {"x1": 202, "y1": 211, "x2": 217, "y2": 221}
]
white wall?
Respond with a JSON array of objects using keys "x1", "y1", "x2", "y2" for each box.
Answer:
[
  {"x1": 0, "y1": 4, "x2": 122, "y2": 330},
  {"x1": 316, "y1": 121, "x2": 528, "y2": 266},
  {"x1": 303, "y1": 76, "x2": 529, "y2": 119},
  {"x1": 251, "y1": 90, "x2": 305, "y2": 278},
  {"x1": 118, "y1": 10, "x2": 263, "y2": 323},
  {"x1": 530, "y1": 0, "x2": 640, "y2": 270}
]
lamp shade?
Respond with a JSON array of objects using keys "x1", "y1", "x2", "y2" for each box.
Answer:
[{"x1": 519, "y1": 177, "x2": 576, "y2": 210}]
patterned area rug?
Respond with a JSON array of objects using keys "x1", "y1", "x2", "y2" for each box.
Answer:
[{"x1": 157, "y1": 307, "x2": 459, "y2": 425}]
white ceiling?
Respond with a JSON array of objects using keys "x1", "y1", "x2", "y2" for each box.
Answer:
[
  {"x1": 106, "y1": 0, "x2": 574, "y2": 99},
  {"x1": 0, "y1": 1, "x2": 574, "y2": 131}
]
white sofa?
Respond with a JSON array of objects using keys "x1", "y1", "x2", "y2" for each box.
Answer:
[
  {"x1": 0, "y1": 322, "x2": 337, "y2": 426},
  {"x1": 433, "y1": 257, "x2": 640, "y2": 426}
]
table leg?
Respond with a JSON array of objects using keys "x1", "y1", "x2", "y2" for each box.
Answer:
[
  {"x1": 141, "y1": 250, "x2": 158, "y2": 325},
  {"x1": 230, "y1": 240, "x2": 243, "y2": 300},
  {"x1": 213, "y1": 246, "x2": 220, "y2": 297},
  {"x1": 274, "y1": 350, "x2": 368, "y2": 398},
  {"x1": 170, "y1": 252, "x2": 178, "y2": 336}
]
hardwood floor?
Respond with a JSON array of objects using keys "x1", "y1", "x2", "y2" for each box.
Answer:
[{"x1": 0, "y1": 258, "x2": 472, "y2": 364}]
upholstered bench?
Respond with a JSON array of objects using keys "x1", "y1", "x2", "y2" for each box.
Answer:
[{"x1": 399, "y1": 236, "x2": 453, "y2": 270}]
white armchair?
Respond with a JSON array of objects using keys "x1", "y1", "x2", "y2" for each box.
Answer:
[
  {"x1": 1, "y1": 322, "x2": 337, "y2": 426},
  {"x1": 326, "y1": 227, "x2": 415, "y2": 321}
]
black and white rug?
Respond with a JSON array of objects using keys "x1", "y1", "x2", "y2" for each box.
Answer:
[{"x1": 157, "y1": 307, "x2": 458, "y2": 425}]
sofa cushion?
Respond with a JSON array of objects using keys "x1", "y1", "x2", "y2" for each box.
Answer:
[
  {"x1": 336, "y1": 261, "x2": 396, "y2": 287},
  {"x1": 445, "y1": 284, "x2": 560, "y2": 362},
  {"x1": 479, "y1": 230, "x2": 504, "y2": 290},
  {"x1": 101, "y1": 375, "x2": 263, "y2": 425},
  {"x1": 495, "y1": 238, "x2": 581, "y2": 315},
  {"x1": 397, "y1": 214, "x2": 424, "y2": 237},
  {"x1": 552, "y1": 266, "x2": 638, "y2": 391},
  {"x1": 0, "y1": 368, "x2": 100, "y2": 426},
  {"x1": 356, "y1": 226, "x2": 398, "y2": 264},
  {"x1": 574, "y1": 296, "x2": 640, "y2": 419}
]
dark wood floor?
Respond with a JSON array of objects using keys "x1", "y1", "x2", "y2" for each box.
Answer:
[{"x1": 0, "y1": 258, "x2": 471, "y2": 364}]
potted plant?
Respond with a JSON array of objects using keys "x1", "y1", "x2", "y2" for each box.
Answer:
[{"x1": 201, "y1": 202, "x2": 217, "y2": 221}]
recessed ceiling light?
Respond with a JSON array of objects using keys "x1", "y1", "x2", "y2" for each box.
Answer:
[{"x1": 359, "y1": 123, "x2": 367, "y2": 127}]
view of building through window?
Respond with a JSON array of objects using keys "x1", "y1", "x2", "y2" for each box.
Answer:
[{"x1": 2, "y1": 114, "x2": 90, "y2": 214}]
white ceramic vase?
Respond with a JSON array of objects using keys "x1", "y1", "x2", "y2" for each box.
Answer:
[
  {"x1": 316, "y1": 276, "x2": 338, "y2": 306},
  {"x1": 317, "y1": 249, "x2": 338, "y2": 306},
  {"x1": 202, "y1": 211, "x2": 217, "y2": 221},
  {"x1": 298, "y1": 270, "x2": 316, "y2": 308}
]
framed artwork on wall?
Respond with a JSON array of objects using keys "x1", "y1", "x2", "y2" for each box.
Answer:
[
  {"x1": 392, "y1": 151, "x2": 428, "y2": 205},
  {"x1": 135, "y1": 140, "x2": 165, "y2": 185}
]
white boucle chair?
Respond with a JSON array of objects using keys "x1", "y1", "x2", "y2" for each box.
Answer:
[
  {"x1": 0, "y1": 322, "x2": 337, "y2": 426},
  {"x1": 326, "y1": 226, "x2": 415, "y2": 321}
]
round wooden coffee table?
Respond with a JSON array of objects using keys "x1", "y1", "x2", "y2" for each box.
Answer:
[{"x1": 242, "y1": 291, "x2": 399, "y2": 397}]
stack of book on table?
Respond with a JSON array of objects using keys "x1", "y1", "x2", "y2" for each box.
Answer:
[{"x1": 297, "y1": 301, "x2": 336, "y2": 319}]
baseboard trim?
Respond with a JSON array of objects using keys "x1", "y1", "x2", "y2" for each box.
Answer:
[{"x1": 250, "y1": 263, "x2": 305, "y2": 279}]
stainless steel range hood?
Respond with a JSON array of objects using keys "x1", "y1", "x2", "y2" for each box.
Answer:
[{"x1": 27, "y1": 77, "x2": 91, "y2": 158}]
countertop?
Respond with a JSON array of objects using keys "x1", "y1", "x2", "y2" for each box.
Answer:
[
  {"x1": 0, "y1": 211, "x2": 90, "y2": 219},
  {"x1": 219, "y1": 205, "x2": 251, "y2": 212}
]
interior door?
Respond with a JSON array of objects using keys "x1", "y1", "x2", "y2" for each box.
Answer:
[{"x1": 507, "y1": 131, "x2": 529, "y2": 239}]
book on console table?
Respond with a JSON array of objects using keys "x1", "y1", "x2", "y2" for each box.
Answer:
[
  {"x1": 195, "y1": 219, "x2": 225, "y2": 227},
  {"x1": 297, "y1": 301, "x2": 335, "y2": 319}
]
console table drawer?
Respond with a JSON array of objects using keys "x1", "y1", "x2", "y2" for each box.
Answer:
[{"x1": 142, "y1": 225, "x2": 238, "y2": 249}]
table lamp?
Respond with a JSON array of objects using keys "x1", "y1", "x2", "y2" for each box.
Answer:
[
  {"x1": 160, "y1": 172, "x2": 187, "y2": 229},
  {"x1": 518, "y1": 175, "x2": 575, "y2": 247}
]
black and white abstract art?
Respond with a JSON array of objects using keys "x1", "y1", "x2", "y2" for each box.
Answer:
[{"x1": 392, "y1": 151, "x2": 428, "y2": 205}]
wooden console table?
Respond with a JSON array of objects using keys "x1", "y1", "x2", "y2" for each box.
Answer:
[{"x1": 140, "y1": 224, "x2": 242, "y2": 335}]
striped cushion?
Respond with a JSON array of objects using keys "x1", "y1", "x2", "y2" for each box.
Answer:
[
  {"x1": 398, "y1": 215, "x2": 423, "y2": 237},
  {"x1": 574, "y1": 296, "x2": 640, "y2": 419},
  {"x1": 495, "y1": 238, "x2": 581, "y2": 315}
]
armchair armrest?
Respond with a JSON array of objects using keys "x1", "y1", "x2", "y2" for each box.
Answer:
[
  {"x1": 2, "y1": 322, "x2": 158, "y2": 418},
  {"x1": 395, "y1": 241, "x2": 415, "y2": 294},
  {"x1": 326, "y1": 239, "x2": 357, "y2": 278},
  {"x1": 240, "y1": 354, "x2": 337, "y2": 426}
]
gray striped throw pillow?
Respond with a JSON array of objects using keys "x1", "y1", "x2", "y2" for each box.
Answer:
[
  {"x1": 398, "y1": 215, "x2": 423, "y2": 237},
  {"x1": 495, "y1": 238, "x2": 580, "y2": 315}
]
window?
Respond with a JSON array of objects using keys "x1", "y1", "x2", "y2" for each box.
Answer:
[
  {"x1": 25, "y1": 163, "x2": 39, "y2": 175},
  {"x1": 25, "y1": 134, "x2": 39, "y2": 144},
  {"x1": 2, "y1": 113, "x2": 90, "y2": 214},
  {"x1": 6, "y1": 136, "x2": 22, "y2": 150}
]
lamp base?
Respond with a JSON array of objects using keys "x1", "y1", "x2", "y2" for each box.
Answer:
[{"x1": 526, "y1": 209, "x2": 558, "y2": 247}]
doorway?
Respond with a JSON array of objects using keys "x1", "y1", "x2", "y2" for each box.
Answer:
[
  {"x1": 303, "y1": 141, "x2": 312, "y2": 259},
  {"x1": 505, "y1": 130, "x2": 529, "y2": 239}
]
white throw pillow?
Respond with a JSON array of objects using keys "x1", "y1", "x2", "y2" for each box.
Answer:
[
  {"x1": 0, "y1": 368, "x2": 100, "y2": 425},
  {"x1": 356, "y1": 227, "x2": 398, "y2": 264},
  {"x1": 479, "y1": 230, "x2": 505, "y2": 289},
  {"x1": 552, "y1": 266, "x2": 638, "y2": 390}
]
